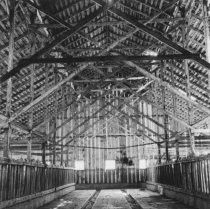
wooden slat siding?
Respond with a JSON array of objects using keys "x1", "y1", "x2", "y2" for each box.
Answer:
[
  {"x1": 147, "y1": 157, "x2": 210, "y2": 195},
  {"x1": 0, "y1": 163, "x2": 74, "y2": 201},
  {"x1": 207, "y1": 159, "x2": 210, "y2": 194},
  {"x1": 75, "y1": 168, "x2": 146, "y2": 184},
  {"x1": 203, "y1": 160, "x2": 208, "y2": 194},
  {"x1": 94, "y1": 136, "x2": 96, "y2": 184},
  {"x1": 111, "y1": 136, "x2": 113, "y2": 184}
]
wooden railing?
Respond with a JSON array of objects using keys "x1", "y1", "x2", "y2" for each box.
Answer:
[
  {"x1": 0, "y1": 161, "x2": 75, "y2": 202},
  {"x1": 146, "y1": 156, "x2": 210, "y2": 195},
  {"x1": 75, "y1": 168, "x2": 147, "y2": 184}
]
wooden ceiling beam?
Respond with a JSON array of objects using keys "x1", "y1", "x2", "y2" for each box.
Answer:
[
  {"x1": 53, "y1": 70, "x2": 140, "y2": 145},
  {"x1": 96, "y1": 1, "x2": 210, "y2": 71},
  {"x1": 124, "y1": 61, "x2": 210, "y2": 115},
  {"x1": 47, "y1": 86, "x2": 112, "y2": 140},
  {"x1": 0, "y1": 3, "x2": 110, "y2": 83},
  {"x1": 93, "y1": 0, "x2": 179, "y2": 55},
  {"x1": 107, "y1": 109, "x2": 159, "y2": 144},
  {"x1": 137, "y1": 95, "x2": 192, "y2": 129},
  {"x1": 32, "y1": 67, "x2": 123, "y2": 131},
  {"x1": 20, "y1": 54, "x2": 199, "y2": 64},
  {"x1": 110, "y1": 103, "x2": 162, "y2": 142},
  {"x1": 24, "y1": 0, "x2": 105, "y2": 48},
  {"x1": 29, "y1": 16, "x2": 185, "y2": 30}
]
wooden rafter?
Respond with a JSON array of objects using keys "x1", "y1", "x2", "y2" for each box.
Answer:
[{"x1": 19, "y1": 54, "x2": 199, "y2": 64}]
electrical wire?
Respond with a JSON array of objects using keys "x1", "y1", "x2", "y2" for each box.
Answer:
[{"x1": 63, "y1": 142, "x2": 156, "y2": 149}]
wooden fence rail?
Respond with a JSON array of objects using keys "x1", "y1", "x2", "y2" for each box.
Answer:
[
  {"x1": 0, "y1": 162, "x2": 74, "y2": 202},
  {"x1": 146, "y1": 156, "x2": 210, "y2": 195},
  {"x1": 75, "y1": 168, "x2": 147, "y2": 184}
]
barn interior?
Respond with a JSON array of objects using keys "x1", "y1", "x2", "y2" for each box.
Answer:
[{"x1": 0, "y1": 0, "x2": 210, "y2": 209}]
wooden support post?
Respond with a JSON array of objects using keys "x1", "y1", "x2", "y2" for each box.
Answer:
[
  {"x1": 60, "y1": 85, "x2": 65, "y2": 166},
  {"x1": 53, "y1": 69, "x2": 59, "y2": 165},
  {"x1": 44, "y1": 65, "x2": 49, "y2": 162},
  {"x1": 141, "y1": 101, "x2": 145, "y2": 159},
  {"x1": 60, "y1": 113, "x2": 64, "y2": 166},
  {"x1": 53, "y1": 118, "x2": 56, "y2": 164},
  {"x1": 66, "y1": 87, "x2": 71, "y2": 166},
  {"x1": 42, "y1": 142, "x2": 46, "y2": 164},
  {"x1": 46, "y1": 122, "x2": 50, "y2": 162},
  {"x1": 203, "y1": 0, "x2": 210, "y2": 99},
  {"x1": 171, "y1": 62, "x2": 179, "y2": 159},
  {"x1": 3, "y1": 0, "x2": 16, "y2": 160},
  {"x1": 161, "y1": 62, "x2": 169, "y2": 161},
  {"x1": 27, "y1": 29, "x2": 36, "y2": 162},
  {"x1": 164, "y1": 115, "x2": 169, "y2": 161},
  {"x1": 154, "y1": 81, "x2": 161, "y2": 163},
  {"x1": 181, "y1": 8, "x2": 196, "y2": 156},
  {"x1": 203, "y1": 0, "x2": 210, "y2": 131},
  {"x1": 27, "y1": 132, "x2": 32, "y2": 162}
]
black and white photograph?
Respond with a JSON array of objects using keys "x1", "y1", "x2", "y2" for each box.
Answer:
[{"x1": 0, "y1": 0, "x2": 210, "y2": 208}]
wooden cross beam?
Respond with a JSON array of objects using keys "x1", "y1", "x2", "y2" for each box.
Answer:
[
  {"x1": 94, "y1": 0, "x2": 210, "y2": 70},
  {"x1": 117, "y1": 97, "x2": 175, "y2": 135},
  {"x1": 123, "y1": 61, "x2": 210, "y2": 115},
  {"x1": 138, "y1": 94, "x2": 192, "y2": 129},
  {"x1": 56, "y1": 110, "x2": 112, "y2": 148},
  {"x1": 0, "y1": 2, "x2": 111, "y2": 83},
  {"x1": 56, "y1": 99, "x2": 114, "y2": 146},
  {"x1": 24, "y1": 0, "x2": 109, "y2": 48},
  {"x1": 54, "y1": 76, "x2": 141, "y2": 147},
  {"x1": 109, "y1": 103, "x2": 164, "y2": 141},
  {"x1": 47, "y1": 85, "x2": 111, "y2": 139},
  {"x1": 32, "y1": 67, "x2": 123, "y2": 131},
  {"x1": 48, "y1": 70, "x2": 137, "y2": 143},
  {"x1": 93, "y1": 0, "x2": 179, "y2": 54},
  {"x1": 19, "y1": 54, "x2": 199, "y2": 64},
  {"x1": 107, "y1": 109, "x2": 160, "y2": 145},
  {"x1": 99, "y1": 69, "x2": 183, "y2": 135}
]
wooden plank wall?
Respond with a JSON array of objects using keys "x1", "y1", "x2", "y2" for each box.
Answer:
[
  {"x1": 0, "y1": 162, "x2": 74, "y2": 202},
  {"x1": 69, "y1": 95, "x2": 156, "y2": 184},
  {"x1": 147, "y1": 156, "x2": 210, "y2": 195}
]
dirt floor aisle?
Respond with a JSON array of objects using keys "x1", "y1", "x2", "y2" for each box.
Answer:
[
  {"x1": 92, "y1": 189, "x2": 131, "y2": 209},
  {"x1": 38, "y1": 190, "x2": 96, "y2": 209},
  {"x1": 126, "y1": 189, "x2": 195, "y2": 209},
  {"x1": 38, "y1": 189, "x2": 195, "y2": 209}
]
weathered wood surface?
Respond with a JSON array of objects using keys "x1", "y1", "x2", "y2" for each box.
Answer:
[
  {"x1": 92, "y1": 190, "x2": 131, "y2": 209},
  {"x1": 0, "y1": 162, "x2": 74, "y2": 202},
  {"x1": 38, "y1": 190, "x2": 95, "y2": 209},
  {"x1": 146, "y1": 156, "x2": 210, "y2": 195},
  {"x1": 75, "y1": 169, "x2": 146, "y2": 184},
  {"x1": 126, "y1": 189, "x2": 195, "y2": 209}
]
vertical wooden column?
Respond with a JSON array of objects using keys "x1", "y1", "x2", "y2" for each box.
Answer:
[
  {"x1": 53, "y1": 69, "x2": 58, "y2": 165},
  {"x1": 157, "y1": 110, "x2": 161, "y2": 164},
  {"x1": 60, "y1": 85, "x2": 65, "y2": 166},
  {"x1": 44, "y1": 65, "x2": 49, "y2": 163},
  {"x1": 27, "y1": 32, "x2": 36, "y2": 162},
  {"x1": 3, "y1": 0, "x2": 16, "y2": 159},
  {"x1": 52, "y1": 119, "x2": 56, "y2": 164},
  {"x1": 141, "y1": 101, "x2": 145, "y2": 159},
  {"x1": 203, "y1": 0, "x2": 210, "y2": 98},
  {"x1": 44, "y1": 122, "x2": 50, "y2": 164},
  {"x1": 154, "y1": 80, "x2": 161, "y2": 163},
  {"x1": 161, "y1": 62, "x2": 169, "y2": 161},
  {"x1": 203, "y1": 0, "x2": 210, "y2": 131},
  {"x1": 66, "y1": 85, "x2": 72, "y2": 166},
  {"x1": 42, "y1": 141, "x2": 46, "y2": 164},
  {"x1": 171, "y1": 68, "x2": 179, "y2": 159},
  {"x1": 181, "y1": 8, "x2": 196, "y2": 156}
]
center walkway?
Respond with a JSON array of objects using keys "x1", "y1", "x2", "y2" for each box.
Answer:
[{"x1": 38, "y1": 189, "x2": 195, "y2": 209}]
